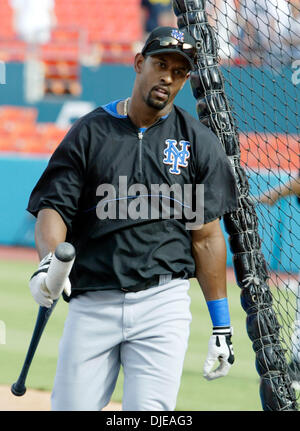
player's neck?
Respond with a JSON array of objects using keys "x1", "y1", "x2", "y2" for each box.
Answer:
[{"x1": 119, "y1": 96, "x2": 172, "y2": 129}]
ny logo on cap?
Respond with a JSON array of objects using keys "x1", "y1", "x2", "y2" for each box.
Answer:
[{"x1": 171, "y1": 29, "x2": 185, "y2": 43}]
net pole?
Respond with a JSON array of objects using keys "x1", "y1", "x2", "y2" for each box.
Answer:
[{"x1": 172, "y1": 0, "x2": 298, "y2": 410}]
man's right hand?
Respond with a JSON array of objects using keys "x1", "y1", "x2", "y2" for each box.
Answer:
[{"x1": 29, "y1": 252, "x2": 71, "y2": 308}]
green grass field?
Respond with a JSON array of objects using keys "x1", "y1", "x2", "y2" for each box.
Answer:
[{"x1": 0, "y1": 258, "x2": 262, "y2": 411}]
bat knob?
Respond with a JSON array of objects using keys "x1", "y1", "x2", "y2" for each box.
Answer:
[
  {"x1": 54, "y1": 242, "x2": 76, "y2": 262},
  {"x1": 11, "y1": 382, "x2": 26, "y2": 397}
]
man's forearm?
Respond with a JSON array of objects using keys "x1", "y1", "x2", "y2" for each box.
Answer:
[
  {"x1": 192, "y1": 220, "x2": 231, "y2": 333},
  {"x1": 192, "y1": 221, "x2": 234, "y2": 379},
  {"x1": 192, "y1": 228, "x2": 227, "y2": 301},
  {"x1": 278, "y1": 178, "x2": 300, "y2": 198},
  {"x1": 270, "y1": 177, "x2": 300, "y2": 201},
  {"x1": 35, "y1": 208, "x2": 67, "y2": 260}
]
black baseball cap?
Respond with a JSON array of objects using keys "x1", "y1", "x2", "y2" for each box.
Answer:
[{"x1": 141, "y1": 26, "x2": 197, "y2": 71}]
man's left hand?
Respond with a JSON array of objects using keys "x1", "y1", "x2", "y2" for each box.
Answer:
[{"x1": 203, "y1": 326, "x2": 234, "y2": 380}]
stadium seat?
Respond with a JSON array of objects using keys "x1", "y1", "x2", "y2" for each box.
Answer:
[
  {"x1": 239, "y1": 132, "x2": 299, "y2": 171},
  {"x1": 0, "y1": 106, "x2": 38, "y2": 123},
  {"x1": 0, "y1": 132, "x2": 16, "y2": 152},
  {"x1": 36, "y1": 123, "x2": 68, "y2": 153},
  {"x1": 0, "y1": 105, "x2": 69, "y2": 155},
  {"x1": 0, "y1": 0, "x2": 142, "y2": 63},
  {"x1": 54, "y1": 0, "x2": 142, "y2": 43}
]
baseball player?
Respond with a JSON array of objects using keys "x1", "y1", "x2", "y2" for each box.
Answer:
[{"x1": 27, "y1": 26, "x2": 239, "y2": 411}]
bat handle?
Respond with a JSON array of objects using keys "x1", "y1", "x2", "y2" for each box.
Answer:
[{"x1": 11, "y1": 300, "x2": 58, "y2": 397}]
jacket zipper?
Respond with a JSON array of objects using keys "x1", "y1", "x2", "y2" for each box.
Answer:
[
  {"x1": 136, "y1": 115, "x2": 167, "y2": 178},
  {"x1": 138, "y1": 131, "x2": 143, "y2": 177}
]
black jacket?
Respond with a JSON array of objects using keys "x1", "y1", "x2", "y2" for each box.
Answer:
[{"x1": 27, "y1": 103, "x2": 239, "y2": 298}]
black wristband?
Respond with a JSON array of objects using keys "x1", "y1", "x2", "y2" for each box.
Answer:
[
  {"x1": 212, "y1": 326, "x2": 232, "y2": 336},
  {"x1": 30, "y1": 252, "x2": 53, "y2": 280}
]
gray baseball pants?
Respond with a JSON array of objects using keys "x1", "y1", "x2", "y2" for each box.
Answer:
[{"x1": 51, "y1": 276, "x2": 192, "y2": 411}]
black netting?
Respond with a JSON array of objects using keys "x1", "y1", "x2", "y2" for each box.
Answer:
[{"x1": 172, "y1": 0, "x2": 300, "y2": 411}]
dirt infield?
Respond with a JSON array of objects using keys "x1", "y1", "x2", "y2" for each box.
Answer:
[
  {"x1": 0, "y1": 245, "x2": 39, "y2": 262},
  {"x1": 0, "y1": 385, "x2": 122, "y2": 411}
]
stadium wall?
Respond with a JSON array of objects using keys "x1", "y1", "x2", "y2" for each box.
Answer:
[
  {"x1": 1, "y1": 62, "x2": 299, "y2": 132},
  {"x1": 0, "y1": 63, "x2": 299, "y2": 272}
]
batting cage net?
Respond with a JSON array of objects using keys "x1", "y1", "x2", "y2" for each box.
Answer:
[{"x1": 172, "y1": 0, "x2": 300, "y2": 411}]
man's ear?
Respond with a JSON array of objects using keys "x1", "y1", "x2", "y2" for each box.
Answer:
[
  {"x1": 134, "y1": 53, "x2": 145, "y2": 73},
  {"x1": 180, "y1": 72, "x2": 191, "y2": 90}
]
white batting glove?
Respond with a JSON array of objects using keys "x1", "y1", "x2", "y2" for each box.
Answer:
[
  {"x1": 203, "y1": 326, "x2": 235, "y2": 381},
  {"x1": 29, "y1": 252, "x2": 71, "y2": 308}
]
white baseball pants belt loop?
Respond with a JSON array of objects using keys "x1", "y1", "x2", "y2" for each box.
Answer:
[
  {"x1": 120, "y1": 273, "x2": 176, "y2": 292},
  {"x1": 158, "y1": 273, "x2": 173, "y2": 285}
]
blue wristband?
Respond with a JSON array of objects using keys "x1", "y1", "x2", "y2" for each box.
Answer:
[{"x1": 206, "y1": 297, "x2": 231, "y2": 327}]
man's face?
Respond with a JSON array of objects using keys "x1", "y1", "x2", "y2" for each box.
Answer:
[{"x1": 135, "y1": 52, "x2": 191, "y2": 111}]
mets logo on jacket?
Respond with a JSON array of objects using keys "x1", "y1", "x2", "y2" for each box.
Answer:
[{"x1": 163, "y1": 139, "x2": 191, "y2": 175}]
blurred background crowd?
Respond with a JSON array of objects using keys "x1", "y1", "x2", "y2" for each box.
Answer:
[
  {"x1": 1, "y1": 1, "x2": 299, "y2": 72},
  {"x1": 0, "y1": 0, "x2": 298, "y2": 147}
]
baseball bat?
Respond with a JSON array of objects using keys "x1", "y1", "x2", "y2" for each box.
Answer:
[{"x1": 11, "y1": 242, "x2": 76, "y2": 397}]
